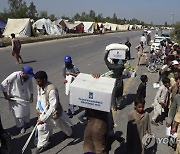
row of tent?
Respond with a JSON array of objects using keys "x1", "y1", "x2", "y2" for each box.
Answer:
[{"x1": 1, "y1": 18, "x2": 143, "y2": 37}]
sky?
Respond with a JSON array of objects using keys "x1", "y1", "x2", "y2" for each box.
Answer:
[{"x1": 0, "y1": 0, "x2": 179, "y2": 25}]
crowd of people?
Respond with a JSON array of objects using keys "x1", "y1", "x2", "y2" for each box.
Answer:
[{"x1": 0, "y1": 31, "x2": 180, "y2": 154}]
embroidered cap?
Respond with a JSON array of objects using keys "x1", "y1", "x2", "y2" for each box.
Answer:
[{"x1": 23, "y1": 66, "x2": 34, "y2": 78}]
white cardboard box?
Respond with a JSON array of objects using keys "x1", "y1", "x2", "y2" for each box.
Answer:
[
  {"x1": 69, "y1": 73, "x2": 116, "y2": 112},
  {"x1": 108, "y1": 49, "x2": 126, "y2": 60}
]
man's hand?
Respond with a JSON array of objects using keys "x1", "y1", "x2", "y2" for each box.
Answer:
[
  {"x1": 66, "y1": 72, "x2": 71, "y2": 76},
  {"x1": 160, "y1": 103, "x2": 165, "y2": 108},
  {"x1": 166, "y1": 122, "x2": 171, "y2": 128},
  {"x1": 37, "y1": 119, "x2": 44, "y2": 125},
  {"x1": 4, "y1": 95, "x2": 13, "y2": 101},
  {"x1": 36, "y1": 109, "x2": 41, "y2": 116},
  {"x1": 92, "y1": 73, "x2": 101, "y2": 79},
  {"x1": 64, "y1": 79, "x2": 68, "y2": 84},
  {"x1": 171, "y1": 127, "x2": 177, "y2": 135}
]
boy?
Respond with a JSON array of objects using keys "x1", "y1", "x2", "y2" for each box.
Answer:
[
  {"x1": 136, "y1": 75, "x2": 148, "y2": 100},
  {"x1": 151, "y1": 77, "x2": 170, "y2": 126},
  {"x1": 62, "y1": 55, "x2": 80, "y2": 118},
  {"x1": 126, "y1": 97, "x2": 151, "y2": 154}
]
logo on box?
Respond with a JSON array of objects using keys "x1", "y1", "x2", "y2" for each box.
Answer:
[{"x1": 89, "y1": 92, "x2": 93, "y2": 99}]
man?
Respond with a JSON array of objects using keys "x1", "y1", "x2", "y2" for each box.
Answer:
[
  {"x1": 147, "y1": 32, "x2": 151, "y2": 46},
  {"x1": 104, "y1": 50, "x2": 124, "y2": 110},
  {"x1": 151, "y1": 77, "x2": 170, "y2": 126},
  {"x1": 0, "y1": 115, "x2": 11, "y2": 154},
  {"x1": 154, "y1": 32, "x2": 158, "y2": 37},
  {"x1": 1, "y1": 66, "x2": 34, "y2": 134},
  {"x1": 171, "y1": 105, "x2": 180, "y2": 153},
  {"x1": 11, "y1": 33, "x2": 23, "y2": 64},
  {"x1": 63, "y1": 55, "x2": 80, "y2": 118},
  {"x1": 136, "y1": 75, "x2": 148, "y2": 100},
  {"x1": 83, "y1": 73, "x2": 109, "y2": 154},
  {"x1": 166, "y1": 77, "x2": 180, "y2": 127},
  {"x1": 125, "y1": 38, "x2": 132, "y2": 60},
  {"x1": 83, "y1": 109, "x2": 108, "y2": 154},
  {"x1": 34, "y1": 71, "x2": 72, "y2": 153},
  {"x1": 135, "y1": 41, "x2": 148, "y2": 66},
  {"x1": 140, "y1": 33, "x2": 146, "y2": 48}
]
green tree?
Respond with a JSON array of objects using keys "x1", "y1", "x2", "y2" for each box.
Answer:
[
  {"x1": 61, "y1": 15, "x2": 70, "y2": 20},
  {"x1": 97, "y1": 13, "x2": 104, "y2": 22},
  {"x1": 174, "y1": 22, "x2": 180, "y2": 42},
  {"x1": 164, "y1": 21, "x2": 168, "y2": 27},
  {"x1": 27, "y1": 2, "x2": 37, "y2": 20},
  {"x1": 112, "y1": 13, "x2": 117, "y2": 24},
  {"x1": 39, "y1": 11, "x2": 48, "y2": 19},
  {"x1": 73, "y1": 13, "x2": 81, "y2": 21},
  {"x1": 49, "y1": 14, "x2": 56, "y2": 21},
  {"x1": 8, "y1": 0, "x2": 23, "y2": 12},
  {"x1": 89, "y1": 10, "x2": 95, "y2": 19},
  {"x1": 15, "y1": 2, "x2": 28, "y2": 18}
]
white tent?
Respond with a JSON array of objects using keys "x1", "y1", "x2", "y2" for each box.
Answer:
[
  {"x1": 109, "y1": 23, "x2": 117, "y2": 31},
  {"x1": 3, "y1": 18, "x2": 31, "y2": 37},
  {"x1": 81, "y1": 22, "x2": 94, "y2": 33},
  {"x1": 136, "y1": 25, "x2": 143, "y2": 29},
  {"x1": 103, "y1": 22, "x2": 111, "y2": 30},
  {"x1": 33, "y1": 18, "x2": 64, "y2": 35},
  {"x1": 117, "y1": 24, "x2": 129, "y2": 31}
]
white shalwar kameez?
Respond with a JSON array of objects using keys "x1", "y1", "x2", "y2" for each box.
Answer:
[
  {"x1": 1, "y1": 71, "x2": 33, "y2": 128},
  {"x1": 36, "y1": 87, "x2": 72, "y2": 148}
]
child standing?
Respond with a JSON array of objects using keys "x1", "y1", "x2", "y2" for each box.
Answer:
[
  {"x1": 151, "y1": 77, "x2": 170, "y2": 126},
  {"x1": 126, "y1": 97, "x2": 151, "y2": 154},
  {"x1": 136, "y1": 75, "x2": 148, "y2": 100},
  {"x1": 62, "y1": 55, "x2": 80, "y2": 118}
]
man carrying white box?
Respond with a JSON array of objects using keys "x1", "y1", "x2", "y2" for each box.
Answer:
[
  {"x1": 104, "y1": 43, "x2": 128, "y2": 110},
  {"x1": 70, "y1": 73, "x2": 115, "y2": 154}
]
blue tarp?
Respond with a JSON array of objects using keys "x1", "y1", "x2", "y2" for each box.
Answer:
[{"x1": 0, "y1": 19, "x2": 6, "y2": 29}]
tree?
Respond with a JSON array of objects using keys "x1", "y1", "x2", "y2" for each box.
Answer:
[
  {"x1": 39, "y1": 11, "x2": 48, "y2": 19},
  {"x1": 97, "y1": 13, "x2": 104, "y2": 22},
  {"x1": 49, "y1": 14, "x2": 56, "y2": 21},
  {"x1": 174, "y1": 22, "x2": 180, "y2": 42},
  {"x1": 73, "y1": 13, "x2": 81, "y2": 21},
  {"x1": 164, "y1": 21, "x2": 168, "y2": 27},
  {"x1": 89, "y1": 10, "x2": 95, "y2": 19},
  {"x1": 27, "y1": 2, "x2": 37, "y2": 20},
  {"x1": 151, "y1": 21, "x2": 153, "y2": 26},
  {"x1": 8, "y1": 0, "x2": 23, "y2": 12},
  {"x1": 61, "y1": 15, "x2": 70, "y2": 20},
  {"x1": 15, "y1": 2, "x2": 28, "y2": 18},
  {"x1": 112, "y1": 13, "x2": 117, "y2": 24}
]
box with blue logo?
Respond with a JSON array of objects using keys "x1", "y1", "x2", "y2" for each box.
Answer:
[
  {"x1": 69, "y1": 73, "x2": 116, "y2": 112},
  {"x1": 106, "y1": 43, "x2": 129, "y2": 60}
]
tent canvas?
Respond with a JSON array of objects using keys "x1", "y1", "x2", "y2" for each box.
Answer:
[
  {"x1": 56, "y1": 19, "x2": 84, "y2": 33},
  {"x1": 117, "y1": 24, "x2": 129, "y2": 31},
  {"x1": 0, "y1": 19, "x2": 6, "y2": 29},
  {"x1": 108, "y1": 23, "x2": 117, "y2": 31},
  {"x1": 33, "y1": 18, "x2": 64, "y2": 35},
  {"x1": 103, "y1": 22, "x2": 111, "y2": 30},
  {"x1": 82, "y1": 22, "x2": 94, "y2": 33},
  {"x1": 3, "y1": 18, "x2": 31, "y2": 37}
]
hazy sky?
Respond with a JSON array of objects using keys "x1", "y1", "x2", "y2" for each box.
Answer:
[{"x1": 0, "y1": 0, "x2": 179, "y2": 25}]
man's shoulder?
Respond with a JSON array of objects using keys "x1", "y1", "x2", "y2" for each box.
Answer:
[{"x1": 174, "y1": 94, "x2": 180, "y2": 101}]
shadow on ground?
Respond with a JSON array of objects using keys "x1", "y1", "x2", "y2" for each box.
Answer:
[
  {"x1": 109, "y1": 131, "x2": 126, "y2": 154},
  {"x1": 53, "y1": 122, "x2": 86, "y2": 154},
  {"x1": 119, "y1": 93, "x2": 136, "y2": 110},
  {"x1": 23, "y1": 60, "x2": 37, "y2": 64}
]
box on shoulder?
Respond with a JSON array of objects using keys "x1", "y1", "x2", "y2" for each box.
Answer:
[{"x1": 69, "y1": 73, "x2": 116, "y2": 112}]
